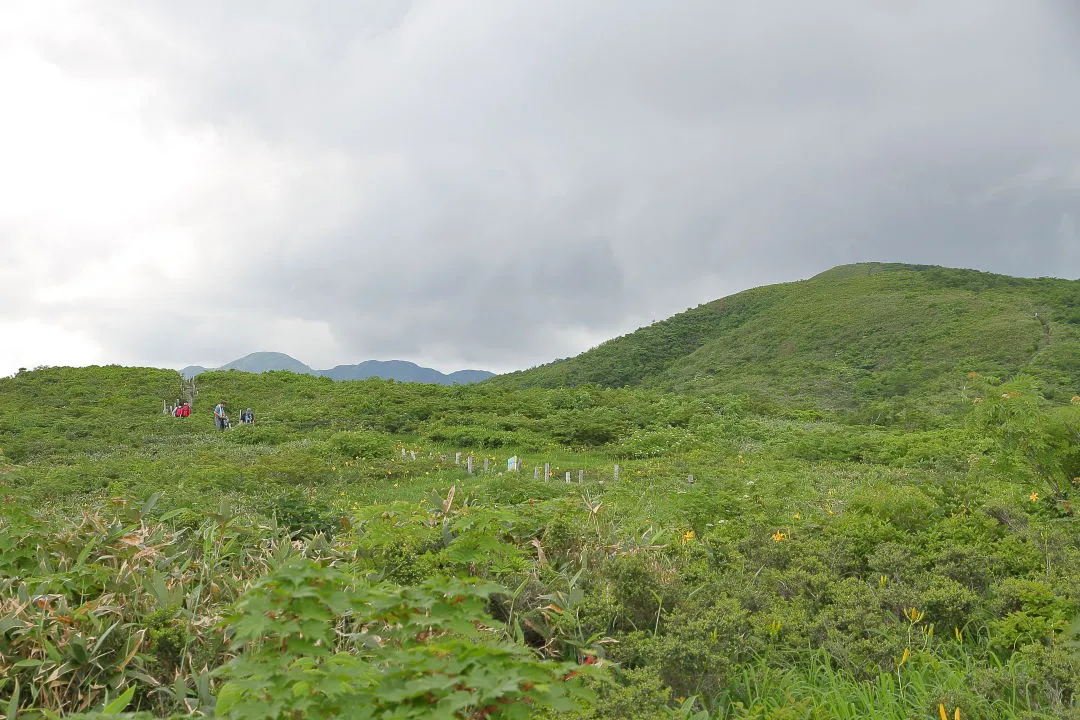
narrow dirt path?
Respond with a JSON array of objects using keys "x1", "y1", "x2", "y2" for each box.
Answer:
[
  {"x1": 1036, "y1": 312, "x2": 1052, "y2": 345},
  {"x1": 1020, "y1": 311, "x2": 1054, "y2": 373}
]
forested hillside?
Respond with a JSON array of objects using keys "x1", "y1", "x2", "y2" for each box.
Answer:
[
  {"x1": 1, "y1": 363, "x2": 1078, "y2": 718},
  {"x1": 495, "y1": 263, "x2": 1080, "y2": 421}
]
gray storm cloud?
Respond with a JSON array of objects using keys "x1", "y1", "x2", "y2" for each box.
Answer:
[{"x1": 3, "y1": 0, "x2": 1079, "y2": 374}]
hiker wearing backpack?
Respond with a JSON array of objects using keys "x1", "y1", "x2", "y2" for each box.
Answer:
[
  {"x1": 214, "y1": 401, "x2": 229, "y2": 430},
  {"x1": 179, "y1": 402, "x2": 191, "y2": 418},
  {"x1": 239, "y1": 408, "x2": 254, "y2": 425}
]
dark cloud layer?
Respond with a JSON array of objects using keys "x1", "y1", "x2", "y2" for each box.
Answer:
[{"x1": 3, "y1": 1, "x2": 1078, "y2": 374}]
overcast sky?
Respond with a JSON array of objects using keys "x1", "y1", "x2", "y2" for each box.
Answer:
[{"x1": 2, "y1": 1, "x2": 1078, "y2": 376}]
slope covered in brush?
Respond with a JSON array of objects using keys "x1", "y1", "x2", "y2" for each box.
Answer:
[
  {"x1": 1, "y1": 363, "x2": 1079, "y2": 718},
  {"x1": 495, "y1": 263, "x2": 1080, "y2": 416}
]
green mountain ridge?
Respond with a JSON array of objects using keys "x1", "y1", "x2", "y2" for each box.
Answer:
[{"x1": 495, "y1": 263, "x2": 1080, "y2": 418}]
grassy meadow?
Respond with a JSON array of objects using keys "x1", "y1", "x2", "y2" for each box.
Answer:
[{"x1": 1, "y1": 361, "x2": 1078, "y2": 719}]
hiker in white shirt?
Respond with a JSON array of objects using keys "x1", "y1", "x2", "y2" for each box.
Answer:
[{"x1": 214, "y1": 402, "x2": 229, "y2": 430}]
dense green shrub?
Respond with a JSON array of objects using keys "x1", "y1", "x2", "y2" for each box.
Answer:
[{"x1": 329, "y1": 429, "x2": 395, "y2": 459}]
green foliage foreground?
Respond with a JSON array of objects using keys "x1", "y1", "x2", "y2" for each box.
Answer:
[{"x1": 0, "y1": 366, "x2": 1078, "y2": 718}]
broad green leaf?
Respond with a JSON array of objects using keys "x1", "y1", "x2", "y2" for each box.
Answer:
[
  {"x1": 6, "y1": 678, "x2": 19, "y2": 720},
  {"x1": 102, "y1": 685, "x2": 135, "y2": 714}
]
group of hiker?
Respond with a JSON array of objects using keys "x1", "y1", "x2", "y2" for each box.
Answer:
[
  {"x1": 212, "y1": 402, "x2": 255, "y2": 430},
  {"x1": 171, "y1": 399, "x2": 255, "y2": 430}
]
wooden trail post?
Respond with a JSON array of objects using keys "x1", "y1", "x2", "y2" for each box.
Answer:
[
  {"x1": 467, "y1": 456, "x2": 473, "y2": 474},
  {"x1": 565, "y1": 471, "x2": 571, "y2": 483},
  {"x1": 544, "y1": 463, "x2": 550, "y2": 480},
  {"x1": 534, "y1": 466, "x2": 540, "y2": 480},
  {"x1": 688, "y1": 474, "x2": 695, "y2": 485},
  {"x1": 613, "y1": 465, "x2": 620, "y2": 482},
  {"x1": 409, "y1": 450, "x2": 417, "y2": 461},
  {"x1": 401, "y1": 448, "x2": 407, "y2": 458},
  {"x1": 483, "y1": 458, "x2": 489, "y2": 472},
  {"x1": 578, "y1": 470, "x2": 584, "y2": 482},
  {"x1": 455, "y1": 452, "x2": 461, "y2": 465}
]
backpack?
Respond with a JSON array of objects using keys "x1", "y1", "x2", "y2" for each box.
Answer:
[{"x1": 180, "y1": 405, "x2": 191, "y2": 418}]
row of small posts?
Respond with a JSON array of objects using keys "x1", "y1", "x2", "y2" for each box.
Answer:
[
  {"x1": 399, "y1": 448, "x2": 697, "y2": 485},
  {"x1": 163, "y1": 376, "x2": 199, "y2": 414}
]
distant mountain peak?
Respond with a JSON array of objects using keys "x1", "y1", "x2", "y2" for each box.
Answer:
[
  {"x1": 180, "y1": 365, "x2": 209, "y2": 379},
  {"x1": 218, "y1": 352, "x2": 315, "y2": 375},
  {"x1": 182, "y1": 353, "x2": 494, "y2": 385}
]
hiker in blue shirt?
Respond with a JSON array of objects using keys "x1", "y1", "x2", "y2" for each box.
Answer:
[{"x1": 214, "y1": 402, "x2": 229, "y2": 430}]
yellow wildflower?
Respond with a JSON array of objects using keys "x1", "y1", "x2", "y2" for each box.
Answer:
[
  {"x1": 681, "y1": 530, "x2": 696, "y2": 544},
  {"x1": 771, "y1": 530, "x2": 786, "y2": 542},
  {"x1": 904, "y1": 607, "x2": 925, "y2": 623},
  {"x1": 938, "y1": 705, "x2": 960, "y2": 720},
  {"x1": 1029, "y1": 492, "x2": 1039, "y2": 502},
  {"x1": 792, "y1": 513, "x2": 801, "y2": 519},
  {"x1": 966, "y1": 371, "x2": 980, "y2": 378},
  {"x1": 897, "y1": 647, "x2": 910, "y2": 668}
]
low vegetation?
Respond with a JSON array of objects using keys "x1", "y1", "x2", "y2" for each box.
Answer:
[{"x1": 1, "y1": 356, "x2": 1078, "y2": 718}]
